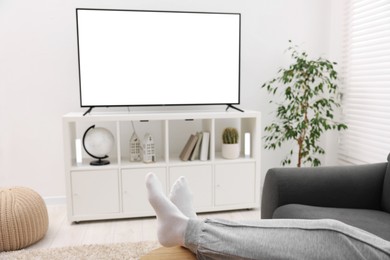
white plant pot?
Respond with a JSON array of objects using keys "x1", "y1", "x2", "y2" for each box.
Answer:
[{"x1": 221, "y1": 143, "x2": 240, "y2": 159}]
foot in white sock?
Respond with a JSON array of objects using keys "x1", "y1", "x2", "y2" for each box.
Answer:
[
  {"x1": 145, "y1": 172, "x2": 189, "y2": 247},
  {"x1": 169, "y1": 176, "x2": 197, "y2": 219}
]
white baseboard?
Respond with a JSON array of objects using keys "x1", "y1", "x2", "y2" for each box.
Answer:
[{"x1": 44, "y1": 196, "x2": 66, "y2": 205}]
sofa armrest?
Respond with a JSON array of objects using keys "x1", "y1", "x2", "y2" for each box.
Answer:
[{"x1": 261, "y1": 163, "x2": 387, "y2": 219}]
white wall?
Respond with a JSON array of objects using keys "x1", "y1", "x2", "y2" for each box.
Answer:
[{"x1": 0, "y1": 0, "x2": 341, "y2": 199}]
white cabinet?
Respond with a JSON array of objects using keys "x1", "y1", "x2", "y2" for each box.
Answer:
[
  {"x1": 169, "y1": 165, "x2": 213, "y2": 210},
  {"x1": 71, "y1": 170, "x2": 120, "y2": 216},
  {"x1": 63, "y1": 110, "x2": 261, "y2": 222},
  {"x1": 122, "y1": 168, "x2": 167, "y2": 216},
  {"x1": 215, "y1": 163, "x2": 256, "y2": 206}
]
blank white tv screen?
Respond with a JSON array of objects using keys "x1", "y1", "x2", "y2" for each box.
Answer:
[{"x1": 76, "y1": 9, "x2": 241, "y2": 107}]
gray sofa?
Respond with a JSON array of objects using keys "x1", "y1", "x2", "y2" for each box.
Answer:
[{"x1": 261, "y1": 155, "x2": 390, "y2": 241}]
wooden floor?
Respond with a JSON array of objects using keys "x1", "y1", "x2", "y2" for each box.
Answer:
[{"x1": 30, "y1": 204, "x2": 261, "y2": 250}]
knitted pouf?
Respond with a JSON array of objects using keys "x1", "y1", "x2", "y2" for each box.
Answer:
[{"x1": 0, "y1": 187, "x2": 49, "y2": 252}]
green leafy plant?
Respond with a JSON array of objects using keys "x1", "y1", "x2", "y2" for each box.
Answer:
[
  {"x1": 222, "y1": 127, "x2": 239, "y2": 144},
  {"x1": 262, "y1": 42, "x2": 347, "y2": 167}
]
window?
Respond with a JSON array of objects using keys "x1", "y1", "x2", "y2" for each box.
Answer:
[{"x1": 339, "y1": 0, "x2": 390, "y2": 164}]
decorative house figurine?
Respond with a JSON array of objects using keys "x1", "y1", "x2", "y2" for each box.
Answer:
[
  {"x1": 129, "y1": 132, "x2": 141, "y2": 162},
  {"x1": 142, "y1": 133, "x2": 155, "y2": 163}
]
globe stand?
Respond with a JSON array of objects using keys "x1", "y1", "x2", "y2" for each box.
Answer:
[
  {"x1": 82, "y1": 125, "x2": 112, "y2": 166},
  {"x1": 90, "y1": 157, "x2": 110, "y2": 166}
]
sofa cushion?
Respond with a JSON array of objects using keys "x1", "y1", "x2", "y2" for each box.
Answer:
[
  {"x1": 273, "y1": 204, "x2": 390, "y2": 241},
  {"x1": 382, "y1": 153, "x2": 390, "y2": 213}
]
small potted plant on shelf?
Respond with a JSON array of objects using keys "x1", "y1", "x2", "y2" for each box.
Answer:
[{"x1": 222, "y1": 127, "x2": 240, "y2": 159}]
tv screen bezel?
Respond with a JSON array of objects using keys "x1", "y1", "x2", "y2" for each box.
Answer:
[{"x1": 76, "y1": 8, "x2": 241, "y2": 108}]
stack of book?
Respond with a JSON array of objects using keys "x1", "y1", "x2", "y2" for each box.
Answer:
[{"x1": 179, "y1": 132, "x2": 210, "y2": 161}]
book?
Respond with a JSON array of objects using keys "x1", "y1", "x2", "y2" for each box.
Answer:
[
  {"x1": 199, "y1": 132, "x2": 210, "y2": 161},
  {"x1": 190, "y1": 132, "x2": 203, "y2": 161},
  {"x1": 179, "y1": 134, "x2": 198, "y2": 161}
]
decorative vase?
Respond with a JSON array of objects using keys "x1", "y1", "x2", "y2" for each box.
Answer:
[{"x1": 221, "y1": 143, "x2": 240, "y2": 159}]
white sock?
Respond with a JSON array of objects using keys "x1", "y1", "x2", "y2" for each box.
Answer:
[
  {"x1": 145, "y1": 172, "x2": 189, "y2": 247},
  {"x1": 169, "y1": 176, "x2": 197, "y2": 219}
]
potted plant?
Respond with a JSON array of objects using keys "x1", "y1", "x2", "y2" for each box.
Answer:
[
  {"x1": 262, "y1": 41, "x2": 347, "y2": 167},
  {"x1": 222, "y1": 127, "x2": 240, "y2": 159}
]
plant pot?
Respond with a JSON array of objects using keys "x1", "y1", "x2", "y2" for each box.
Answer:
[{"x1": 221, "y1": 143, "x2": 240, "y2": 159}]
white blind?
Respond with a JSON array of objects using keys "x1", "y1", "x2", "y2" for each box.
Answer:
[{"x1": 339, "y1": 0, "x2": 390, "y2": 164}]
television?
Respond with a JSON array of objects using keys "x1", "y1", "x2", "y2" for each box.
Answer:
[{"x1": 76, "y1": 9, "x2": 241, "y2": 109}]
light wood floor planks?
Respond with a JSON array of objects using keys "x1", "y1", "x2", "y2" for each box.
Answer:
[{"x1": 29, "y1": 204, "x2": 261, "y2": 250}]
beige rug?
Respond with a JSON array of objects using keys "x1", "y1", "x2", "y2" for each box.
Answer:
[{"x1": 0, "y1": 241, "x2": 160, "y2": 260}]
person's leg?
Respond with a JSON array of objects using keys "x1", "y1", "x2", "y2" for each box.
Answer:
[
  {"x1": 145, "y1": 172, "x2": 189, "y2": 247},
  {"x1": 146, "y1": 173, "x2": 390, "y2": 259},
  {"x1": 185, "y1": 218, "x2": 390, "y2": 260},
  {"x1": 169, "y1": 176, "x2": 197, "y2": 219}
]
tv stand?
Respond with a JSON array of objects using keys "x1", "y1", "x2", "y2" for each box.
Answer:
[
  {"x1": 63, "y1": 110, "x2": 261, "y2": 223},
  {"x1": 83, "y1": 107, "x2": 94, "y2": 116},
  {"x1": 226, "y1": 104, "x2": 244, "y2": 112}
]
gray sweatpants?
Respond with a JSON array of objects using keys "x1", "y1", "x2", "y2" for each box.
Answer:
[{"x1": 184, "y1": 218, "x2": 390, "y2": 260}]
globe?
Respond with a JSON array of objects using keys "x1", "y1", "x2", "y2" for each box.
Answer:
[{"x1": 82, "y1": 125, "x2": 115, "y2": 165}]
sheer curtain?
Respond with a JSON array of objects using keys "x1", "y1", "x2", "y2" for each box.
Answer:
[{"x1": 338, "y1": 0, "x2": 390, "y2": 164}]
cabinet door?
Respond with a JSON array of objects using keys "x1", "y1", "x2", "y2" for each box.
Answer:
[
  {"x1": 169, "y1": 165, "x2": 213, "y2": 210},
  {"x1": 215, "y1": 163, "x2": 255, "y2": 206},
  {"x1": 122, "y1": 168, "x2": 167, "y2": 215},
  {"x1": 71, "y1": 170, "x2": 120, "y2": 215}
]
